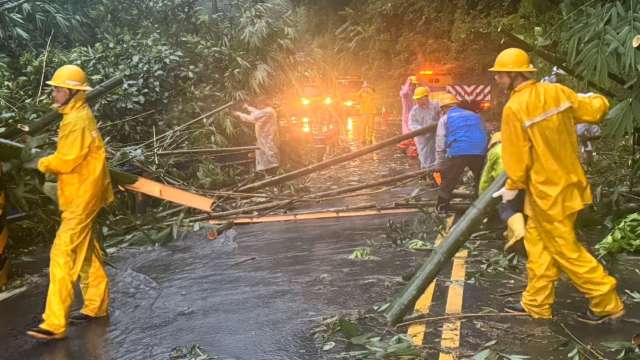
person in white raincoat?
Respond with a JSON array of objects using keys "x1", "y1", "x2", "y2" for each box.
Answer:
[
  {"x1": 233, "y1": 98, "x2": 280, "y2": 174},
  {"x1": 407, "y1": 87, "x2": 441, "y2": 172}
]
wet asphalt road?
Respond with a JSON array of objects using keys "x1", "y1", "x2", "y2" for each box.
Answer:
[
  {"x1": 0, "y1": 143, "x2": 426, "y2": 359},
  {"x1": 1, "y1": 141, "x2": 639, "y2": 359},
  {"x1": 0, "y1": 214, "x2": 424, "y2": 360}
]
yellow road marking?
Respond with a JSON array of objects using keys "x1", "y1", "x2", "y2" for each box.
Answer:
[
  {"x1": 407, "y1": 216, "x2": 453, "y2": 346},
  {"x1": 407, "y1": 281, "x2": 436, "y2": 344},
  {"x1": 438, "y1": 249, "x2": 468, "y2": 360}
]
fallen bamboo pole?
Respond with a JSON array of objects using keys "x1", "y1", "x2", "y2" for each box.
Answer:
[
  {"x1": 307, "y1": 169, "x2": 427, "y2": 199},
  {"x1": 238, "y1": 124, "x2": 437, "y2": 192},
  {"x1": 209, "y1": 208, "x2": 421, "y2": 224},
  {"x1": 385, "y1": 172, "x2": 507, "y2": 325},
  {"x1": 191, "y1": 169, "x2": 436, "y2": 221},
  {"x1": 2, "y1": 75, "x2": 125, "y2": 139},
  {"x1": 192, "y1": 168, "x2": 467, "y2": 222},
  {"x1": 205, "y1": 200, "x2": 293, "y2": 219},
  {"x1": 206, "y1": 202, "x2": 471, "y2": 224},
  {"x1": 156, "y1": 146, "x2": 259, "y2": 157},
  {"x1": 187, "y1": 200, "x2": 383, "y2": 223}
]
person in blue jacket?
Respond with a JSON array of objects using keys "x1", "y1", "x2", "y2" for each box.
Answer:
[{"x1": 434, "y1": 93, "x2": 488, "y2": 211}]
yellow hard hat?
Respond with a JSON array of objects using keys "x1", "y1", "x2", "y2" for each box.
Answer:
[
  {"x1": 408, "y1": 76, "x2": 418, "y2": 84},
  {"x1": 489, "y1": 48, "x2": 537, "y2": 72},
  {"x1": 46, "y1": 65, "x2": 93, "y2": 91},
  {"x1": 438, "y1": 93, "x2": 459, "y2": 107},
  {"x1": 413, "y1": 86, "x2": 430, "y2": 100}
]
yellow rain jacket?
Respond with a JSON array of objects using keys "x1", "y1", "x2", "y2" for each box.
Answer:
[
  {"x1": 37, "y1": 93, "x2": 113, "y2": 334},
  {"x1": 502, "y1": 80, "x2": 623, "y2": 318},
  {"x1": 38, "y1": 94, "x2": 113, "y2": 215},
  {"x1": 501, "y1": 80, "x2": 608, "y2": 221}
]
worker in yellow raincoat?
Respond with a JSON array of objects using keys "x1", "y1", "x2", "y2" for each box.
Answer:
[
  {"x1": 25, "y1": 65, "x2": 114, "y2": 340},
  {"x1": 490, "y1": 48, "x2": 624, "y2": 323},
  {"x1": 356, "y1": 82, "x2": 377, "y2": 146}
]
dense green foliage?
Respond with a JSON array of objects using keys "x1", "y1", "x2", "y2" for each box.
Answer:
[
  {"x1": 597, "y1": 212, "x2": 640, "y2": 256},
  {"x1": 0, "y1": 0, "x2": 298, "y2": 245},
  {"x1": 334, "y1": 0, "x2": 520, "y2": 83},
  {"x1": 0, "y1": 0, "x2": 638, "y2": 250}
]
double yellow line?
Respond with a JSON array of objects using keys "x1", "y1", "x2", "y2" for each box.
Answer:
[{"x1": 407, "y1": 216, "x2": 469, "y2": 359}]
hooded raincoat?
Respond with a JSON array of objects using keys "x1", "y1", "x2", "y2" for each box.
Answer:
[
  {"x1": 408, "y1": 101, "x2": 440, "y2": 170},
  {"x1": 37, "y1": 93, "x2": 113, "y2": 334},
  {"x1": 237, "y1": 106, "x2": 280, "y2": 172},
  {"x1": 501, "y1": 80, "x2": 623, "y2": 318}
]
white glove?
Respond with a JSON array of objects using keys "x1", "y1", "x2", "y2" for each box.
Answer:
[{"x1": 492, "y1": 187, "x2": 519, "y2": 203}]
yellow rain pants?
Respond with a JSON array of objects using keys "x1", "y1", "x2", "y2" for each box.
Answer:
[
  {"x1": 521, "y1": 209, "x2": 623, "y2": 318},
  {"x1": 501, "y1": 80, "x2": 623, "y2": 318},
  {"x1": 37, "y1": 93, "x2": 113, "y2": 334}
]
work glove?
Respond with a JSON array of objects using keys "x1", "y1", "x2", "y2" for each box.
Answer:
[
  {"x1": 492, "y1": 187, "x2": 519, "y2": 203},
  {"x1": 505, "y1": 213, "x2": 525, "y2": 252}
]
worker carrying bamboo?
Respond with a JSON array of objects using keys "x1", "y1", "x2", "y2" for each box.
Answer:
[
  {"x1": 399, "y1": 76, "x2": 418, "y2": 155},
  {"x1": 434, "y1": 92, "x2": 487, "y2": 211},
  {"x1": 233, "y1": 97, "x2": 280, "y2": 176},
  {"x1": 23, "y1": 65, "x2": 114, "y2": 340},
  {"x1": 489, "y1": 48, "x2": 624, "y2": 323},
  {"x1": 407, "y1": 86, "x2": 440, "y2": 181}
]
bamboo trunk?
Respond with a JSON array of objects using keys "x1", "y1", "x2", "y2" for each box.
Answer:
[
  {"x1": 239, "y1": 125, "x2": 436, "y2": 192},
  {"x1": 206, "y1": 202, "x2": 471, "y2": 224},
  {"x1": 1, "y1": 75, "x2": 125, "y2": 139},
  {"x1": 156, "y1": 146, "x2": 258, "y2": 157},
  {"x1": 192, "y1": 199, "x2": 294, "y2": 221},
  {"x1": 307, "y1": 169, "x2": 427, "y2": 199},
  {"x1": 385, "y1": 172, "x2": 507, "y2": 325}
]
